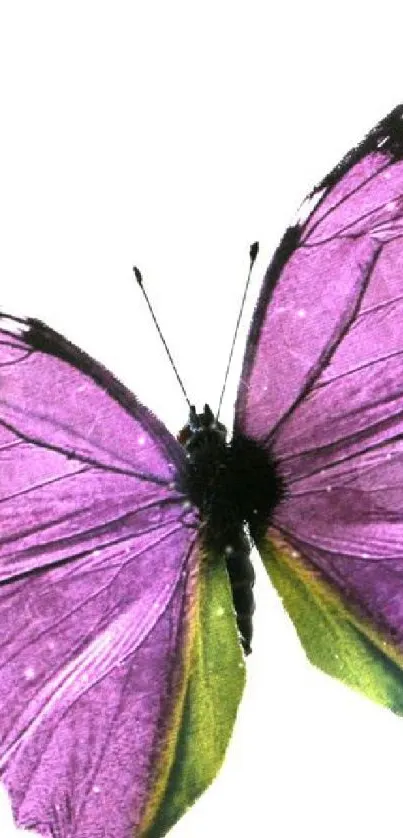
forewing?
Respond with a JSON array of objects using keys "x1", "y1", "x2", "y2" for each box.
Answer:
[
  {"x1": 236, "y1": 105, "x2": 403, "y2": 443},
  {"x1": 236, "y1": 106, "x2": 403, "y2": 710},
  {"x1": 0, "y1": 315, "x2": 245, "y2": 836}
]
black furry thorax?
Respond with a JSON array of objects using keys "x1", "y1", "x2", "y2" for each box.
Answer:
[{"x1": 178, "y1": 404, "x2": 284, "y2": 653}]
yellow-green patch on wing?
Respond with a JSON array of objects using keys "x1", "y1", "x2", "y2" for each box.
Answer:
[
  {"x1": 261, "y1": 531, "x2": 403, "y2": 715},
  {"x1": 141, "y1": 549, "x2": 245, "y2": 837}
]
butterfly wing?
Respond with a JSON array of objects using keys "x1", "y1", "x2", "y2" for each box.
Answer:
[
  {"x1": 0, "y1": 315, "x2": 244, "y2": 837},
  {"x1": 235, "y1": 105, "x2": 403, "y2": 711}
]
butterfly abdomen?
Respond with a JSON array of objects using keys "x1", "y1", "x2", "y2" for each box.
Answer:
[
  {"x1": 179, "y1": 405, "x2": 284, "y2": 653},
  {"x1": 224, "y1": 535, "x2": 255, "y2": 654}
]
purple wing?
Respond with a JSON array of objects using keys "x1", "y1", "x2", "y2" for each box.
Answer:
[
  {"x1": 236, "y1": 106, "x2": 403, "y2": 646},
  {"x1": 0, "y1": 313, "x2": 200, "y2": 836}
]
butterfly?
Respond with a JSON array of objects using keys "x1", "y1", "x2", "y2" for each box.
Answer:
[{"x1": 2, "y1": 104, "x2": 403, "y2": 838}]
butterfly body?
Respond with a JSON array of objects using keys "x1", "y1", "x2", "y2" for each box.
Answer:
[{"x1": 178, "y1": 404, "x2": 284, "y2": 652}]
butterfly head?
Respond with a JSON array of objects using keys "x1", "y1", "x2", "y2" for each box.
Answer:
[{"x1": 178, "y1": 404, "x2": 227, "y2": 449}]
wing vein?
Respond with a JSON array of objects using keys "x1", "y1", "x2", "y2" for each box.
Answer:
[
  {"x1": 300, "y1": 160, "x2": 392, "y2": 243},
  {"x1": 266, "y1": 245, "x2": 383, "y2": 445},
  {"x1": 0, "y1": 416, "x2": 169, "y2": 486}
]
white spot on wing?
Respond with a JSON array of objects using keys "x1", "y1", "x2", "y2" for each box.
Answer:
[{"x1": 24, "y1": 666, "x2": 35, "y2": 681}]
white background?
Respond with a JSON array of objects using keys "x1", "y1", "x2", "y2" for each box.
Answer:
[{"x1": 1, "y1": 3, "x2": 403, "y2": 837}]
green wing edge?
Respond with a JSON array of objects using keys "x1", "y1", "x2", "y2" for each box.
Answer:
[
  {"x1": 140, "y1": 550, "x2": 245, "y2": 837},
  {"x1": 260, "y1": 529, "x2": 403, "y2": 715}
]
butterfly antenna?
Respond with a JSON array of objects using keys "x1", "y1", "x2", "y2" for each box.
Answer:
[
  {"x1": 133, "y1": 266, "x2": 192, "y2": 408},
  {"x1": 216, "y1": 241, "x2": 259, "y2": 420}
]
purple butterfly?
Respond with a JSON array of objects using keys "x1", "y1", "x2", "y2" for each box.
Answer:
[{"x1": 2, "y1": 105, "x2": 403, "y2": 837}]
